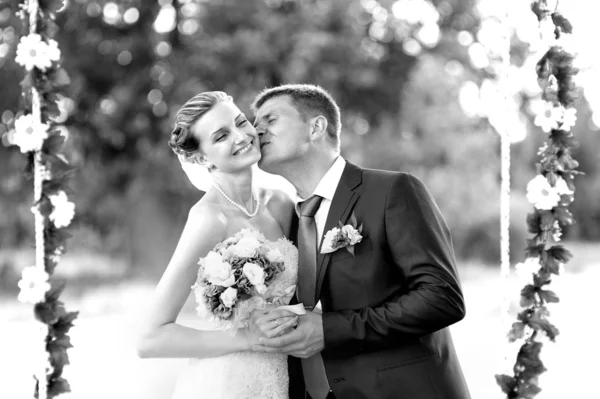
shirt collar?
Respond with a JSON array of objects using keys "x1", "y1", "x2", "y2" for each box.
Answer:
[{"x1": 295, "y1": 156, "x2": 347, "y2": 206}]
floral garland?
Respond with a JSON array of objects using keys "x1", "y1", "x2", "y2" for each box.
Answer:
[
  {"x1": 496, "y1": 1, "x2": 580, "y2": 398},
  {"x1": 7, "y1": 0, "x2": 78, "y2": 398}
]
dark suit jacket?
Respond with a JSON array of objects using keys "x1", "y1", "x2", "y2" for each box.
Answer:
[{"x1": 291, "y1": 161, "x2": 471, "y2": 399}]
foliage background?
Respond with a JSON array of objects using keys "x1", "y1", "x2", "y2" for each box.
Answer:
[
  {"x1": 1, "y1": 0, "x2": 599, "y2": 276},
  {"x1": 0, "y1": 0, "x2": 599, "y2": 397}
]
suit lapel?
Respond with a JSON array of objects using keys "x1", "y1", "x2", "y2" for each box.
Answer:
[{"x1": 315, "y1": 162, "x2": 363, "y2": 303}]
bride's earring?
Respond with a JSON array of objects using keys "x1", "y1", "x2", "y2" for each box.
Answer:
[{"x1": 197, "y1": 156, "x2": 213, "y2": 170}]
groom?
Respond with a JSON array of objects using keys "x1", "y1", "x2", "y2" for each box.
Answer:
[{"x1": 252, "y1": 84, "x2": 470, "y2": 399}]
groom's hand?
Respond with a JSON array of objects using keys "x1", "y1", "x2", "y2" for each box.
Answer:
[{"x1": 252, "y1": 310, "x2": 325, "y2": 358}]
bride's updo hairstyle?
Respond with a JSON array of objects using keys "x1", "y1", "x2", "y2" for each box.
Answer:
[{"x1": 168, "y1": 91, "x2": 231, "y2": 162}]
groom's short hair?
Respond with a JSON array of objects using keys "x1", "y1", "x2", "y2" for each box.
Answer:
[{"x1": 251, "y1": 84, "x2": 341, "y2": 151}]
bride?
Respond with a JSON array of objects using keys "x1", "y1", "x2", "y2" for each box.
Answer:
[{"x1": 137, "y1": 91, "x2": 300, "y2": 398}]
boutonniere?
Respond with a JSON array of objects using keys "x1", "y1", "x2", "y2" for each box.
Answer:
[{"x1": 321, "y1": 212, "x2": 363, "y2": 256}]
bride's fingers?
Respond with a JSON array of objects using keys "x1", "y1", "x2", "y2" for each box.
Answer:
[
  {"x1": 258, "y1": 316, "x2": 297, "y2": 335},
  {"x1": 256, "y1": 309, "x2": 297, "y2": 325},
  {"x1": 265, "y1": 317, "x2": 298, "y2": 338}
]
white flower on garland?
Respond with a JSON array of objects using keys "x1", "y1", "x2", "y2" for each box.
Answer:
[
  {"x1": 515, "y1": 257, "x2": 541, "y2": 283},
  {"x1": 533, "y1": 102, "x2": 562, "y2": 133},
  {"x1": 554, "y1": 176, "x2": 574, "y2": 195},
  {"x1": 559, "y1": 107, "x2": 577, "y2": 130},
  {"x1": 11, "y1": 114, "x2": 49, "y2": 153},
  {"x1": 526, "y1": 175, "x2": 561, "y2": 210},
  {"x1": 17, "y1": 266, "x2": 51, "y2": 304},
  {"x1": 15, "y1": 34, "x2": 60, "y2": 71},
  {"x1": 48, "y1": 191, "x2": 75, "y2": 228},
  {"x1": 551, "y1": 220, "x2": 562, "y2": 242}
]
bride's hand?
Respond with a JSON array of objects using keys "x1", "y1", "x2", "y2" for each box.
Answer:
[{"x1": 242, "y1": 308, "x2": 298, "y2": 346}]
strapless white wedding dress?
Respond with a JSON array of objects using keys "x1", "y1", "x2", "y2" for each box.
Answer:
[{"x1": 171, "y1": 229, "x2": 298, "y2": 399}]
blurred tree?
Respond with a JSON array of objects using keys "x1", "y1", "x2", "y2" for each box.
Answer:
[{"x1": 1, "y1": 0, "x2": 597, "y2": 273}]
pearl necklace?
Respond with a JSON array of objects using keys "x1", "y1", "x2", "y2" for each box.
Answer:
[{"x1": 212, "y1": 181, "x2": 259, "y2": 218}]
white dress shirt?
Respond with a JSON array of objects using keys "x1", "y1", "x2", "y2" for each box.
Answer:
[{"x1": 295, "y1": 156, "x2": 347, "y2": 246}]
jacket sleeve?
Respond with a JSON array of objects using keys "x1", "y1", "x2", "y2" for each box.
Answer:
[{"x1": 322, "y1": 173, "x2": 466, "y2": 352}]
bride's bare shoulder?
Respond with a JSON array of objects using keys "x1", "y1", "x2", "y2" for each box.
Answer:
[
  {"x1": 187, "y1": 194, "x2": 227, "y2": 231},
  {"x1": 261, "y1": 187, "x2": 294, "y2": 214}
]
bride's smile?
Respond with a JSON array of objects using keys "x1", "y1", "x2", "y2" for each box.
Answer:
[{"x1": 232, "y1": 139, "x2": 254, "y2": 156}]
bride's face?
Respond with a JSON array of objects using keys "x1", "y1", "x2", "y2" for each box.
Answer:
[{"x1": 191, "y1": 100, "x2": 261, "y2": 173}]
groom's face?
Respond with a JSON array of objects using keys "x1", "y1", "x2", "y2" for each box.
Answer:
[{"x1": 253, "y1": 95, "x2": 310, "y2": 174}]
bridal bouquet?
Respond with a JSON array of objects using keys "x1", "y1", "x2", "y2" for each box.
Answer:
[{"x1": 193, "y1": 229, "x2": 287, "y2": 321}]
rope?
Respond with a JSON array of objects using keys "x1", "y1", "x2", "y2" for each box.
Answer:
[
  {"x1": 498, "y1": 1, "x2": 513, "y2": 375},
  {"x1": 27, "y1": 0, "x2": 49, "y2": 397}
]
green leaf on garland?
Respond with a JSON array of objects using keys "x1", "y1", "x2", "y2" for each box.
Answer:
[
  {"x1": 553, "y1": 207, "x2": 574, "y2": 225},
  {"x1": 520, "y1": 284, "x2": 537, "y2": 307},
  {"x1": 37, "y1": 195, "x2": 53, "y2": 218},
  {"x1": 551, "y1": 12, "x2": 574, "y2": 35},
  {"x1": 46, "y1": 280, "x2": 66, "y2": 302},
  {"x1": 45, "y1": 152, "x2": 73, "y2": 179},
  {"x1": 47, "y1": 376, "x2": 71, "y2": 397},
  {"x1": 48, "y1": 340, "x2": 70, "y2": 366},
  {"x1": 559, "y1": 153, "x2": 579, "y2": 170},
  {"x1": 53, "y1": 335, "x2": 73, "y2": 349},
  {"x1": 526, "y1": 212, "x2": 542, "y2": 235},
  {"x1": 547, "y1": 245, "x2": 573, "y2": 263},
  {"x1": 561, "y1": 172, "x2": 578, "y2": 192},
  {"x1": 530, "y1": 1, "x2": 550, "y2": 22},
  {"x1": 517, "y1": 382, "x2": 542, "y2": 398},
  {"x1": 525, "y1": 243, "x2": 545, "y2": 258},
  {"x1": 44, "y1": 99, "x2": 61, "y2": 120},
  {"x1": 529, "y1": 309, "x2": 560, "y2": 341},
  {"x1": 550, "y1": 130, "x2": 579, "y2": 149},
  {"x1": 536, "y1": 50, "x2": 554, "y2": 82},
  {"x1": 517, "y1": 308, "x2": 534, "y2": 323},
  {"x1": 24, "y1": 152, "x2": 35, "y2": 180},
  {"x1": 20, "y1": 73, "x2": 34, "y2": 92},
  {"x1": 508, "y1": 321, "x2": 526, "y2": 342},
  {"x1": 45, "y1": 225, "x2": 72, "y2": 251},
  {"x1": 533, "y1": 272, "x2": 551, "y2": 286},
  {"x1": 34, "y1": 301, "x2": 59, "y2": 324},
  {"x1": 52, "y1": 311, "x2": 79, "y2": 337},
  {"x1": 495, "y1": 374, "x2": 517, "y2": 395},
  {"x1": 538, "y1": 289, "x2": 559, "y2": 304},
  {"x1": 516, "y1": 343, "x2": 547, "y2": 385},
  {"x1": 43, "y1": 171, "x2": 76, "y2": 193},
  {"x1": 42, "y1": 134, "x2": 65, "y2": 155},
  {"x1": 539, "y1": 211, "x2": 555, "y2": 230},
  {"x1": 51, "y1": 67, "x2": 71, "y2": 88},
  {"x1": 543, "y1": 254, "x2": 561, "y2": 275},
  {"x1": 545, "y1": 171, "x2": 557, "y2": 185}
]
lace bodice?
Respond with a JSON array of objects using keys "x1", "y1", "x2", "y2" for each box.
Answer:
[{"x1": 171, "y1": 229, "x2": 298, "y2": 399}]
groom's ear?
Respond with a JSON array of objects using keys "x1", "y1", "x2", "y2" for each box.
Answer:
[{"x1": 310, "y1": 115, "x2": 328, "y2": 141}]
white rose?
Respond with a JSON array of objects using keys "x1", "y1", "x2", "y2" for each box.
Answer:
[
  {"x1": 342, "y1": 225, "x2": 362, "y2": 245},
  {"x1": 321, "y1": 227, "x2": 341, "y2": 254},
  {"x1": 265, "y1": 248, "x2": 283, "y2": 263},
  {"x1": 220, "y1": 287, "x2": 238, "y2": 308},
  {"x1": 255, "y1": 284, "x2": 267, "y2": 295},
  {"x1": 232, "y1": 236, "x2": 261, "y2": 258},
  {"x1": 203, "y1": 251, "x2": 235, "y2": 287},
  {"x1": 243, "y1": 262, "x2": 266, "y2": 287}
]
